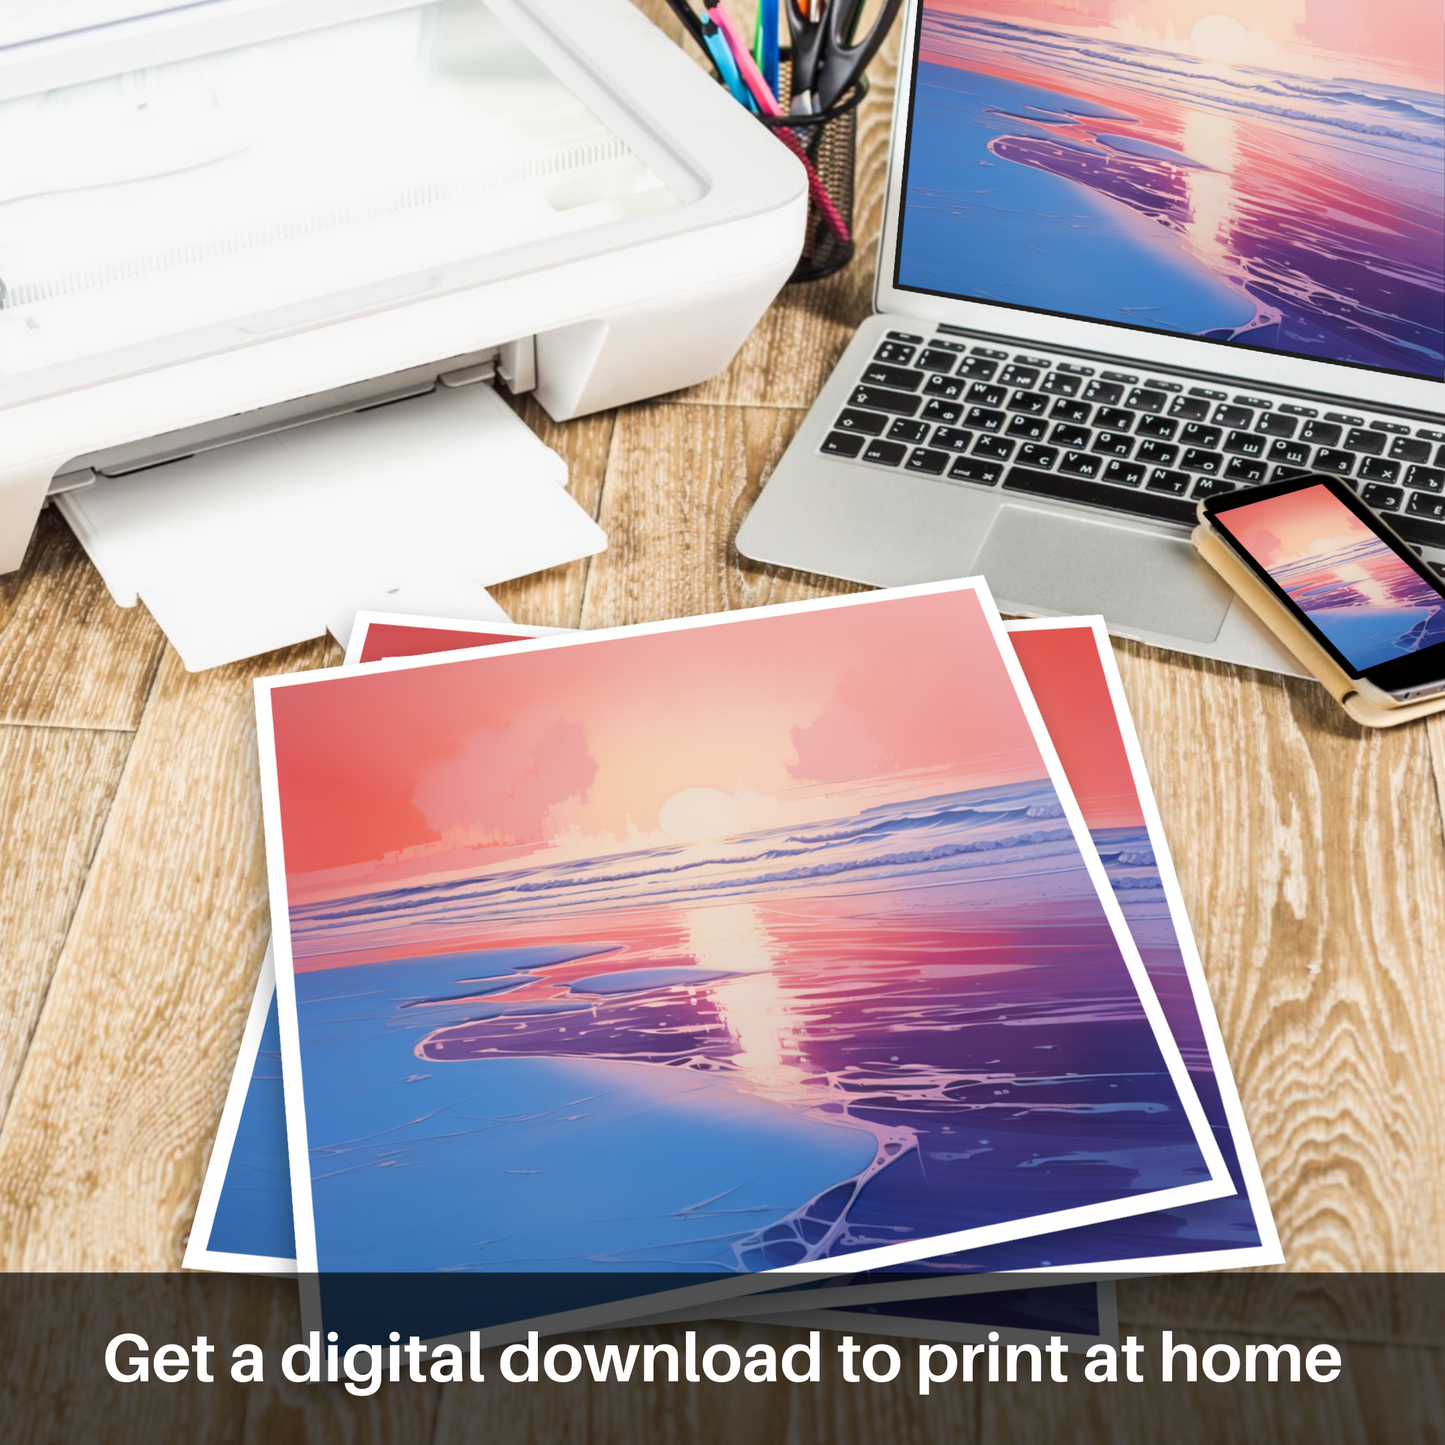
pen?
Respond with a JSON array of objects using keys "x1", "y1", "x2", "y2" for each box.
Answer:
[{"x1": 705, "y1": 4, "x2": 852, "y2": 247}]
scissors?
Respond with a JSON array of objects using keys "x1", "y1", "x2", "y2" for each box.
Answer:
[{"x1": 785, "y1": 0, "x2": 903, "y2": 114}]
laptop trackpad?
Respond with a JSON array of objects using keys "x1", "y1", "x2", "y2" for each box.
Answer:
[{"x1": 976, "y1": 505, "x2": 1233, "y2": 643}]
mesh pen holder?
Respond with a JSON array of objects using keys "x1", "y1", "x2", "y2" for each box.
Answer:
[{"x1": 759, "y1": 68, "x2": 867, "y2": 284}]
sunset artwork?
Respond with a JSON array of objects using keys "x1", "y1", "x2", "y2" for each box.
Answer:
[
  {"x1": 259, "y1": 586, "x2": 1225, "y2": 1279},
  {"x1": 1220, "y1": 483, "x2": 1445, "y2": 669},
  {"x1": 902, "y1": 0, "x2": 1445, "y2": 377}
]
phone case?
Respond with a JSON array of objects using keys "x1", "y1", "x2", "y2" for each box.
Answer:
[{"x1": 1192, "y1": 521, "x2": 1445, "y2": 729}]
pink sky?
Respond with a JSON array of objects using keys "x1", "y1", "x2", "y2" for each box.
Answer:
[
  {"x1": 269, "y1": 591, "x2": 1046, "y2": 889},
  {"x1": 925, "y1": 0, "x2": 1444, "y2": 83},
  {"x1": 1219, "y1": 483, "x2": 1372, "y2": 568}
]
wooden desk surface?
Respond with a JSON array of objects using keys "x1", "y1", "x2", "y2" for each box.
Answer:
[{"x1": 0, "y1": 6, "x2": 1440, "y2": 1440}]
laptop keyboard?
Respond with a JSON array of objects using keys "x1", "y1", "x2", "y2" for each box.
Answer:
[{"x1": 821, "y1": 330, "x2": 1445, "y2": 558}]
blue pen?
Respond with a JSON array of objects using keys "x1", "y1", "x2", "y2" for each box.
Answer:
[
  {"x1": 700, "y1": 13, "x2": 755, "y2": 110},
  {"x1": 757, "y1": 0, "x2": 780, "y2": 98}
]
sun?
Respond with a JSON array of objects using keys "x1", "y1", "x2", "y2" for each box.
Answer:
[
  {"x1": 657, "y1": 787, "x2": 743, "y2": 843},
  {"x1": 1189, "y1": 14, "x2": 1252, "y2": 65}
]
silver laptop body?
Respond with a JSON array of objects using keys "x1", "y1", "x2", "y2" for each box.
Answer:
[{"x1": 738, "y1": 1, "x2": 1445, "y2": 674}]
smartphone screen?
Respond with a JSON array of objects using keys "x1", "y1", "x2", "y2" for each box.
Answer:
[{"x1": 1206, "y1": 476, "x2": 1445, "y2": 694}]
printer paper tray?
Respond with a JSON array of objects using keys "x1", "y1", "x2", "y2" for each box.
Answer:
[{"x1": 57, "y1": 383, "x2": 604, "y2": 671}]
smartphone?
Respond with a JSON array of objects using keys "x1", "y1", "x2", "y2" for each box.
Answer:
[{"x1": 1201, "y1": 473, "x2": 1445, "y2": 706}]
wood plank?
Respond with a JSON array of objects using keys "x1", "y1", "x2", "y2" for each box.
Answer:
[
  {"x1": 0, "y1": 509, "x2": 165, "y2": 730},
  {"x1": 983, "y1": 1324, "x2": 1436, "y2": 1445},
  {"x1": 430, "y1": 1321, "x2": 979, "y2": 1445},
  {"x1": 489, "y1": 397, "x2": 614, "y2": 630},
  {"x1": 580, "y1": 402, "x2": 867, "y2": 630},
  {"x1": 0, "y1": 641, "x2": 329, "y2": 1269},
  {"x1": 0, "y1": 725, "x2": 133, "y2": 1125},
  {"x1": 1108, "y1": 638, "x2": 1445, "y2": 1270}
]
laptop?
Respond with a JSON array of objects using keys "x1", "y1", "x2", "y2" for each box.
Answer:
[{"x1": 737, "y1": 0, "x2": 1445, "y2": 673}]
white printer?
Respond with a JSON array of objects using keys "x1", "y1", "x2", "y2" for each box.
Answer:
[{"x1": 0, "y1": 0, "x2": 806, "y2": 664}]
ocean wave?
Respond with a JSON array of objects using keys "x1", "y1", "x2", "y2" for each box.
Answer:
[{"x1": 924, "y1": 14, "x2": 1444, "y2": 153}]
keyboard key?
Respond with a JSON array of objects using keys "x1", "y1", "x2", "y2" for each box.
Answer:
[
  {"x1": 922, "y1": 398, "x2": 963, "y2": 424},
  {"x1": 1438, "y1": 445, "x2": 1445, "y2": 466},
  {"x1": 970, "y1": 346, "x2": 1009, "y2": 359},
  {"x1": 1095, "y1": 406, "x2": 1134, "y2": 432},
  {"x1": 1234, "y1": 394, "x2": 1271, "y2": 408},
  {"x1": 1359, "y1": 456, "x2": 1400, "y2": 482},
  {"x1": 874, "y1": 342, "x2": 916, "y2": 365},
  {"x1": 967, "y1": 382, "x2": 1008, "y2": 407},
  {"x1": 1300, "y1": 420, "x2": 1341, "y2": 446},
  {"x1": 886, "y1": 330, "x2": 924, "y2": 343},
  {"x1": 1182, "y1": 448, "x2": 1223, "y2": 474},
  {"x1": 1388, "y1": 436, "x2": 1431, "y2": 464},
  {"x1": 1083, "y1": 379, "x2": 1124, "y2": 404},
  {"x1": 1223, "y1": 430, "x2": 1266, "y2": 457},
  {"x1": 906, "y1": 447, "x2": 951, "y2": 475},
  {"x1": 974, "y1": 435, "x2": 1015, "y2": 461},
  {"x1": 1013, "y1": 354, "x2": 1051, "y2": 367},
  {"x1": 930, "y1": 427, "x2": 974, "y2": 452},
  {"x1": 1005, "y1": 464, "x2": 1196, "y2": 524},
  {"x1": 1060, "y1": 450, "x2": 1103, "y2": 478},
  {"x1": 1407, "y1": 490, "x2": 1445, "y2": 521},
  {"x1": 1406, "y1": 465, "x2": 1445, "y2": 493},
  {"x1": 923, "y1": 374, "x2": 966, "y2": 400},
  {"x1": 1257, "y1": 413, "x2": 1298, "y2": 438},
  {"x1": 821, "y1": 431, "x2": 865, "y2": 457},
  {"x1": 1103, "y1": 459, "x2": 1145, "y2": 487},
  {"x1": 851, "y1": 384, "x2": 921, "y2": 417},
  {"x1": 1050, "y1": 398, "x2": 1092, "y2": 424},
  {"x1": 931, "y1": 339, "x2": 969, "y2": 352},
  {"x1": 1050, "y1": 423, "x2": 1091, "y2": 449},
  {"x1": 1225, "y1": 456, "x2": 1268, "y2": 483},
  {"x1": 862, "y1": 362, "x2": 925, "y2": 390},
  {"x1": 1361, "y1": 483, "x2": 1403, "y2": 511},
  {"x1": 916, "y1": 348, "x2": 958, "y2": 373},
  {"x1": 1126, "y1": 387, "x2": 1167, "y2": 413},
  {"x1": 1192, "y1": 477, "x2": 1236, "y2": 499},
  {"x1": 948, "y1": 457, "x2": 1003, "y2": 485},
  {"x1": 1147, "y1": 469, "x2": 1191, "y2": 495},
  {"x1": 965, "y1": 406, "x2": 1006, "y2": 432},
  {"x1": 1422, "y1": 428, "x2": 1445, "y2": 443},
  {"x1": 998, "y1": 364, "x2": 1040, "y2": 388},
  {"x1": 1007, "y1": 390, "x2": 1050, "y2": 415},
  {"x1": 1180, "y1": 423, "x2": 1222, "y2": 448},
  {"x1": 1268, "y1": 438, "x2": 1312, "y2": 467},
  {"x1": 1137, "y1": 440, "x2": 1179, "y2": 467},
  {"x1": 1370, "y1": 419, "x2": 1410, "y2": 435},
  {"x1": 1279, "y1": 403, "x2": 1317, "y2": 417},
  {"x1": 1006, "y1": 414, "x2": 1049, "y2": 441},
  {"x1": 1393, "y1": 512, "x2": 1445, "y2": 550},
  {"x1": 1040, "y1": 372, "x2": 1081, "y2": 397},
  {"x1": 1272, "y1": 465, "x2": 1315, "y2": 481},
  {"x1": 1189, "y1": 385, "x2": 1228, "y2": 400},
  {"x1": 1101, "y1": 370, "x2": 1138, "y2": 384},
  {"x1": 1136, "y1": 414, "x2": 1178, "y2": 440},
  {"x1": 1093, "y1": 432, "x2": 1134, "y2": 458},
  {"x1": 1314, "y1": 448, "x2": 1354, "y2": 475},
  {"x1": 1169, "y1": 395, "x2": 1211, "y2": 421},
  {"x1": 1345, "y1": 428, "x2": 1385, "y2": 456},
  {"x1": 1214, "y1": 404, "x2": 1254, "y2": 429},
  {"x1": 1324, "y1": 411, "x2": 1363, "y2": 426},
  {"x1": 1017, "y1": 444, "x2": 1058, "y2": 469},
  {"x1": 835, "y1": 408, "x2": 890, "y2": 435},
  {"x1": 958, "y1": 356, "x2": 999, "y2": 380},
  {"x1": 887, "y1": 418, "x2": 931, "y2": 444},
  {"x1": 860, "y1": 438, "x2": 907, "y2": 467}
]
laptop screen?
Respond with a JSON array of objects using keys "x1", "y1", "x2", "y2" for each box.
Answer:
[{"x1": 894, "y1": 1, "x2": 1445, "y2": 382}]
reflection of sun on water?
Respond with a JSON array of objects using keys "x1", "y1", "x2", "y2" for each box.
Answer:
[
  {"x1": 678, "y1": 902, "x2": 809, "y2": 1094},
  {"x1": 1180, "y1": 109, "x2": 1240, "y2": 280}
]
